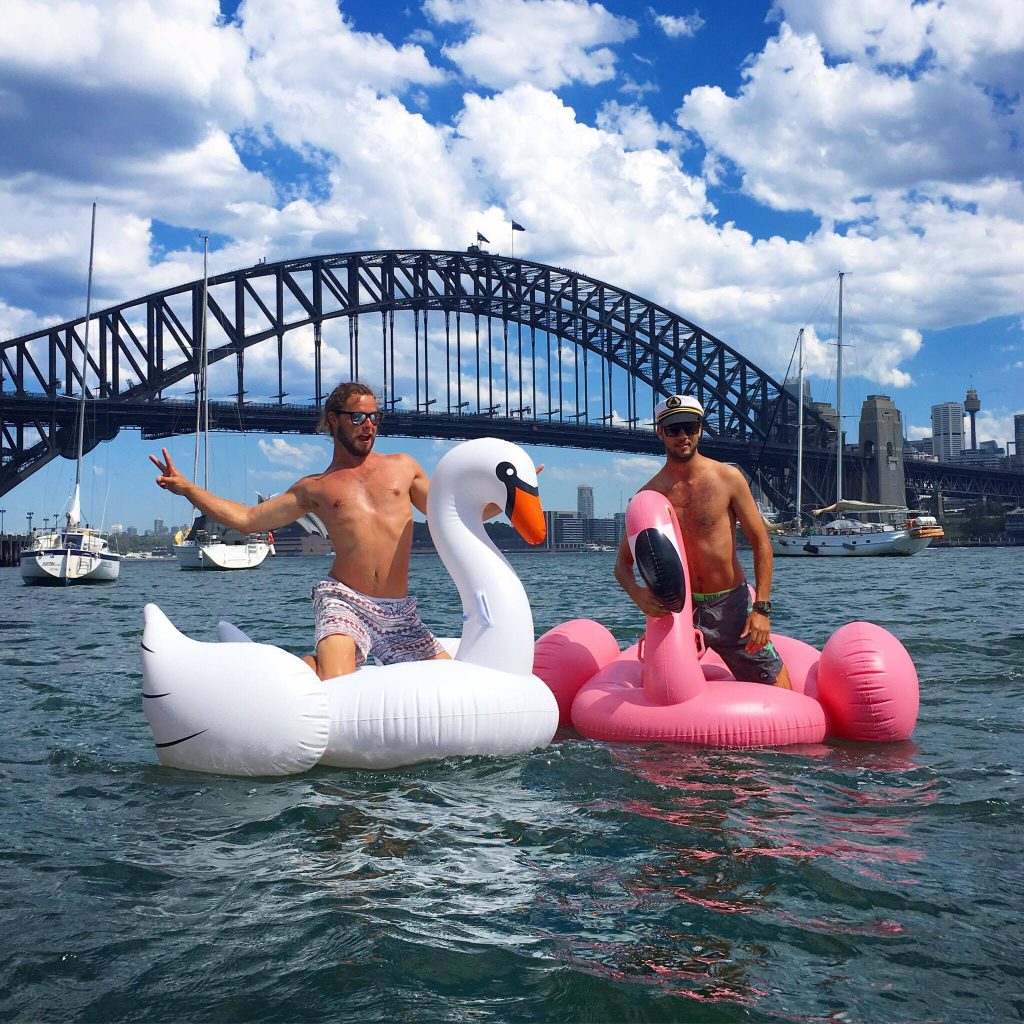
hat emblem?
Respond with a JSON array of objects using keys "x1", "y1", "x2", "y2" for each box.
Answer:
[{"x1": 666, "y1": 396, "x2": 682, "y2": 409}]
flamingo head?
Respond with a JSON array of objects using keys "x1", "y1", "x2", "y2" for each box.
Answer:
[{"x1": 626, "y1": 490, "x2": 687, "y2": 614}]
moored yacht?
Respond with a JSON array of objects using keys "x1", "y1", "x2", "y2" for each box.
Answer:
[
  {"x1": 20, "y1": 203, "x2": 122, "y2": 586},
  {"x1": 173, "y1": 515, "x2": 270, "y2": 571},
  {"x1": 174, "y1": 236, "x2": 270, "y2": 572},
  {"x1": 771, "y1": 273, "x2": 943, "y2": 559}
]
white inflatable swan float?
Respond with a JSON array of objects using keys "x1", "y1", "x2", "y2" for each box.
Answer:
[{"x1": 141, "y1": 438, "x2": 559, "y2": 775}]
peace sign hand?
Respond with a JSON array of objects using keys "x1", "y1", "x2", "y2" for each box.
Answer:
[{"x1": 149, "y1": 448, "x2": 192, "y2": 496}]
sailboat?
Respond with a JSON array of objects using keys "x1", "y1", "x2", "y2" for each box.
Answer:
[
  {"x1": 173, "y1": 237, "x2": 270, "y2": 572},
  {"x1": 20, "y1": 204, "x2": 122, "y2": 585},
  {"x1": 770, "y1": 273, "x2": 943, "y2": 558}
]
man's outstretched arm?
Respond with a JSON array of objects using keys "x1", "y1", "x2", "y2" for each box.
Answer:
[{"x1": 150, "y1": 447, "x2": 312, "y2": 533}]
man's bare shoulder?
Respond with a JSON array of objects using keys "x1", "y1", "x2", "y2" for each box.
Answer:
[
  {"x1": 635, "y1": 463, "x2": 675, "y2": 495},
  {"x1": 374, "y1": 451, "x2": 424, "y2": 477},
  {"x1": 286, "y1": 472, "x2": 326, "y2": 502}
]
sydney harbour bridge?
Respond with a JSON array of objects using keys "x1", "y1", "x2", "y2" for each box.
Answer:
[{"x1": 2, "y1": 249, "x2": 1022, "y2": 509}]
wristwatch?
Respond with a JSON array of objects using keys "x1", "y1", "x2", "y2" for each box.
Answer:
[{"x1": 752, "y1": 600, "x2": 773, "y2": 616}]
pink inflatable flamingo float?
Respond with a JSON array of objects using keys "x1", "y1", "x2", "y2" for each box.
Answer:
[{"x1": 534, "y1": 490, "x2": 919, "y2": 748}]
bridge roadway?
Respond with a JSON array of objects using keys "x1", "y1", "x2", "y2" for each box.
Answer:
[
  {"x1": 4, "y1": 391, "x2": 1022, "y2": 505},
  {"x1": 1, "y1": 393, "x2": 833, "y2": 500}
]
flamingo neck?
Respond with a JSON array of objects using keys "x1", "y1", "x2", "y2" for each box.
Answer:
[{"x1": 641, "y1": 610, "x2": 707, "y2": 704}]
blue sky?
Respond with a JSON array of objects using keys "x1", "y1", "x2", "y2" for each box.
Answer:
[{"x1": 1, "y1": 0, "x2": 1022, "y2": 532}]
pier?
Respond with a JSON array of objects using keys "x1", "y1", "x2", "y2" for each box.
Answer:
[{"x1": 1, "y1": 534, "x2": 25, "y2": 566}]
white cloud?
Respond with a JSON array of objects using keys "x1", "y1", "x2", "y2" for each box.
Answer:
[
  {"x1": 677, "y1": 23, "x2": 1021, "y2": 221},
  {"x1": 975, "y1": 409, "x2": 1020, "y2": 448},
  {"x1": 648, "y1": 7, "x2": 704, "y2": 39},
  {"x1": 1, "y1": 0, "x2": 1022, "y2": 412},
  {"x1": 257, "y1": 437, "x2": 323, "y2": 467},
  {"x1": 425, "y1": 0, "x2": 637, "y2": 90},
  {"x1": 596, "y1": 100, "x2": 684, "y2": 149}
]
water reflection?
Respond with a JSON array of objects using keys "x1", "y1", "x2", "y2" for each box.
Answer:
[{"x1": 541, "y1": 741, "x2": 937, "y2": 1011}]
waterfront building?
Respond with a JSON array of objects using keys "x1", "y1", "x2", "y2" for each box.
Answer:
[
  {"x1": 271, "y1": 513, "x2": 333, "y2": 556},
  {"x1": 1006, "y1": 508, "x2": 1024, "y2": 537},
  {"x1": 1016, "y1": 414, "x2": 1024, "y2": 469},
  {"x1": 931, "y1": 402, "x2": 965, "y2": 462}
]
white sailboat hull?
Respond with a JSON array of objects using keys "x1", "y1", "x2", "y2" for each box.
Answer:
[
  {"x1": 771, "y1": 530, "x2": 933, "y2": 557},
  {"x1": 20, "y1": 546, "x2": 121, "y2": 584},
  {"x1": 174, "y1": 541, "x2": 270, "y2": 571}
]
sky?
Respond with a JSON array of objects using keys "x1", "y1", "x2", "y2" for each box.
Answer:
[{"x1": 1, "y1": 0, "x2": 1022, "y2": 532}]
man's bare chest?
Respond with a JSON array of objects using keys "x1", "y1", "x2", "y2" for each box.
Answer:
[
  {"x1": 669, "y1": 484, "x2": 730, "y2": 537},
  {"x1": 313, "y1": 472, "x2": 410, "y2": 521}
]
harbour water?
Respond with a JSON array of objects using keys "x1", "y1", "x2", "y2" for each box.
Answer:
[{"x1": 1, "y1": 549, "x2": 1022, "y2": 1022}]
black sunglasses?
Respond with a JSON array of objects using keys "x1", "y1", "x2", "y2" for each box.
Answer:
[
  {"x1": 336, "y1": 411, "x2": 383, "y2": 425},
  {"x1": 662, "y1": 420, "x2": 701, "y2": 437}
]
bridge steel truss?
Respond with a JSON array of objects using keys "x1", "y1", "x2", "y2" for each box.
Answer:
[{"x1": 5, "y1": 248, "x2": 1010, "y2": 510}]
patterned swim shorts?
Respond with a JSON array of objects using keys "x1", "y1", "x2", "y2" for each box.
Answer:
[
  {"x1": 692, "y1": 582, "x2": 784, "y2": 685},
  {"x1": 311, "y1": 578, "x2": 445, "y2": 668}
]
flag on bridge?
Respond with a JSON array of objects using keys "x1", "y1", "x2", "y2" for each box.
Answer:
[
  {"x1": 476, "y1": 231, "x2": 490, "y2": 243},
  {"x1": 511, "y1": 221, "x2": 526, "y2": 232}
]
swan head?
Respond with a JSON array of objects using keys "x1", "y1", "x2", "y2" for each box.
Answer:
[
  {"x1": 430, "y1": 438, "x2": 546, "y2": 544},
  {"x1": 625, "y1": 490, "x2": 686, "y2": 614}
]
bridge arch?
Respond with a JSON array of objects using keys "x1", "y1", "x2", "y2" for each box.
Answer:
[{"x1": 1, "y1": 249, "x2": 836, "y2": 502}]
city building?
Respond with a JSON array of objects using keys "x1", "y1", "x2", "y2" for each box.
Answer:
[
  {"x1": 126, "y1": 526, "x2": 138, "y2": 537},
  {"x1": 1016, "y1": 414, "x2": 1024, "y2": 469},
  {"x1": 956, "y1": 440, "x2": 1006, "y2": 470},
  {"x1": 905, "y1": 437, "x2": 935, "y2": 459},
  {"x1": 577, "y1": 485, "x2": 594, "y2": 519},
  {"x1": 930, "y1": 402, "x2": 965, "y2": 462}
]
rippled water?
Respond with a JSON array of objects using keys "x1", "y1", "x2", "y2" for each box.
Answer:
[{"x1": 2, "y1": 549, "x2": 1022, "y2": 1022}]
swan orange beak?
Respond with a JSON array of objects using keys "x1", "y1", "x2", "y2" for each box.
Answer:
[{"x1": 510, "y1": 487, "x2": 546, "y2": 545}]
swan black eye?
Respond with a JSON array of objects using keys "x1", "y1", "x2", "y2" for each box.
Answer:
[{"x1": 497, "y1": 461, "x2": 517, "y2": 481}]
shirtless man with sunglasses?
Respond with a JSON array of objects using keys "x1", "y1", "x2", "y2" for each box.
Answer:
[
  {"x1": 150, "y1": 381, "x2": 512, "y2": 680},
  {"x1": 614, "y1": 394, "x2": 792, "y2": 689}
]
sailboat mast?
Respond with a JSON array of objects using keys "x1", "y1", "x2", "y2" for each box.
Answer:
[
  {"x1": 836, "y1": 271, "x2": 844, "y2": 506},
  {"x1": 193, "y1": 237, "x2": 210, "y2": 488},
  {"x1": 74, "y1": 203, "x2": 97, "y2": 489},
  {"x1": 68, "y1": 202, "x2": 97, "y2": 529},
  {"x1": 796, "y1": 327, "x2": 804, "y2": 524},
  {"x1": 202, "y1": 237, "x2": 210, "y2": 490}
]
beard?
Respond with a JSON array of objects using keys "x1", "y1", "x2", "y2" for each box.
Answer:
[
  {"x1": 335, "y1": 423, "x2": 375, "y2": 457},
  {"x1": 665, "y1": 436, "x2": 699, "y2": 463}
]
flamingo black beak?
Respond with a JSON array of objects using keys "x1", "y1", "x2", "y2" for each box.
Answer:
[
  {"x1": 632, "y1": 527, "x2": 685, "y2": 613},
  {"x1": 497, "y1": 461, "x2": 546, "y2": 545}
]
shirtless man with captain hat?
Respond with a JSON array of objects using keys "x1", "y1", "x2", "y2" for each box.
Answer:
[{"x1": 614, "y1": 393, "x2": 793, "y2": 689}]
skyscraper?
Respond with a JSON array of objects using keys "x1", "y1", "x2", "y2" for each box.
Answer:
[
  {"x1": 1015, "y1": 413, "x2": 1024, "y2": 468},
  {"x1": 931, "y1": 402, "x2": 965, "y2": 462},
  {"x1": 577, "y1": 485, "x2": 594, "y2": 519}
]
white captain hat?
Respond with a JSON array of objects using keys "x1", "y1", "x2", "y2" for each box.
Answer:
[{"x1": 654, "y1": 394, "x2": 704, "y2": 428}]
